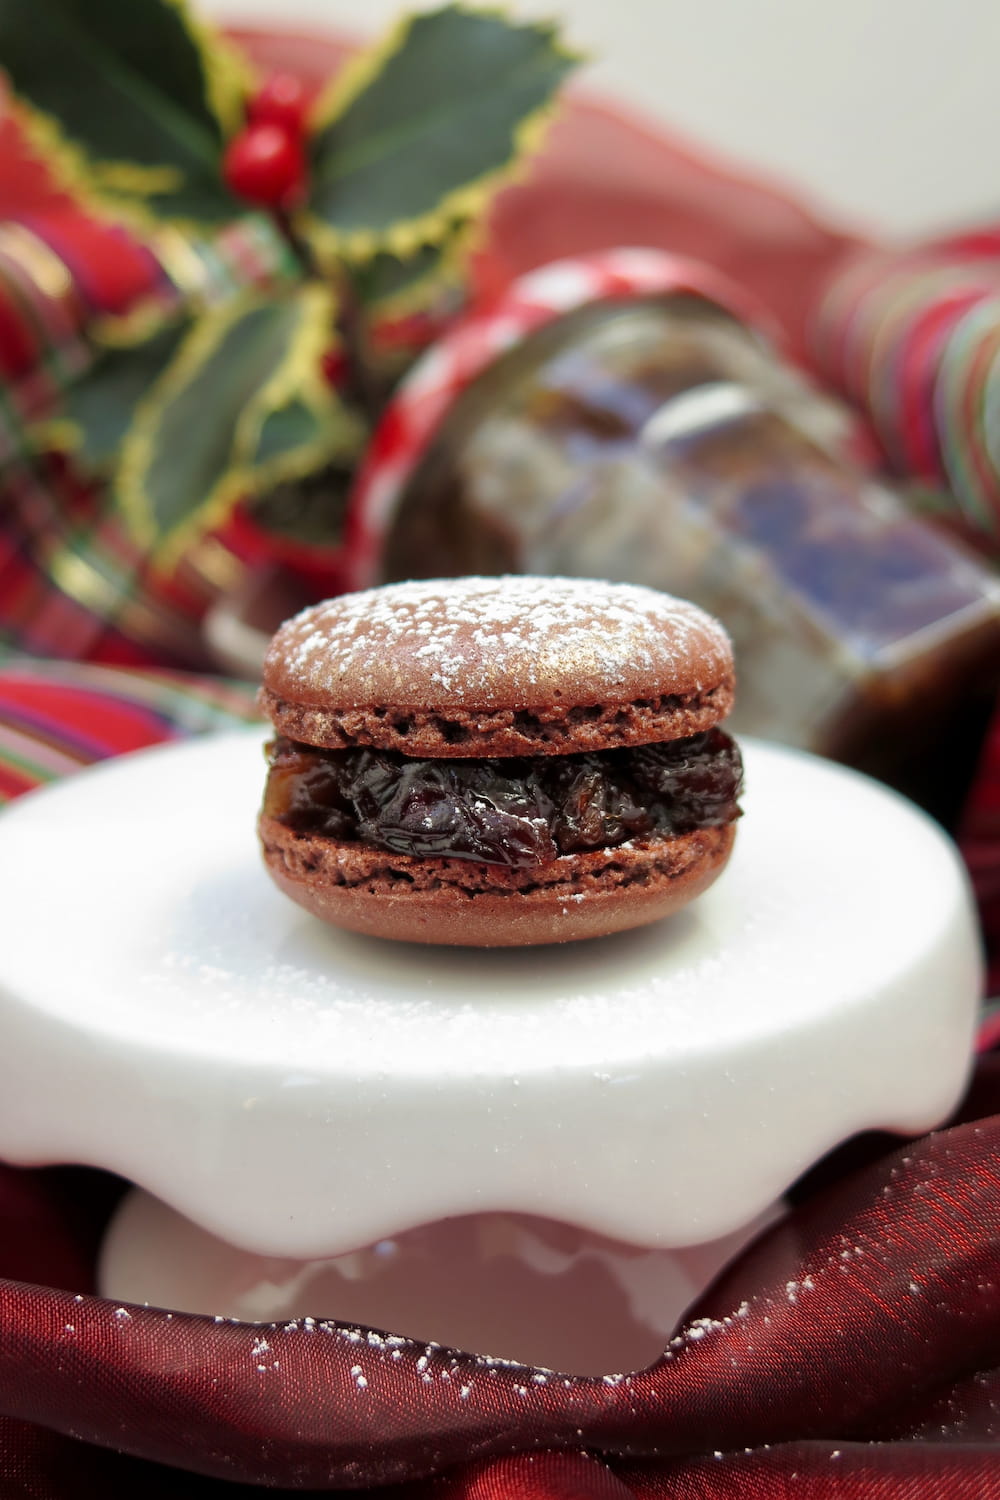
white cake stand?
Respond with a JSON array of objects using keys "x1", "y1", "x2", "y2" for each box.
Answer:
[{"x1": 0, "y1": 730, "x2": 981, "y2": 1365}]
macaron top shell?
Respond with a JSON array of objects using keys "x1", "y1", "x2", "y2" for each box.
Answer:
[{"x1": 260, "y1": 576, "x2": 735, "y2": 758}]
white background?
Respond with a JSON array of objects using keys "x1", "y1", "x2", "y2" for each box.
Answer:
[{"x1": 205, "y1": 0, "x2": 1000, "y2": 237}]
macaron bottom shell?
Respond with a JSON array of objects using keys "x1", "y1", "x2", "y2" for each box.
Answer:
[{"x1": 258, "y1": 814, "x2": 736, "y2": 947}]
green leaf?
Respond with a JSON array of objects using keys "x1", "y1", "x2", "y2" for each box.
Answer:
[
  {"x1": 0, "y1": 0, "x2": 247, "y2": 225},
  {"x1": 252, "y1": 398, "x2": 325, "y2": 467},
  {"x1": 351, "y1": 228, "x2": 467, "y2": 314},
  {"x1": 37, "y1": 319, "x2": 190, "y2": 469},
  {"x1": 249, "y1": 390, "x2": 364, "y2": 480},
  {"x1": 356, "y1": 243, "x2": 449, "y2": 305},
  {"x1": 305, "y1": 5, "x2": 578, "y2": 259},
  {"x1": 117, "y1": 286, "x2": 358, "y2": 564}
]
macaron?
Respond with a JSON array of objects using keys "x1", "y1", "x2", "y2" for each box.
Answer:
[{"x1": 258, "y1": 576, "x2": 742, "y2": 946}]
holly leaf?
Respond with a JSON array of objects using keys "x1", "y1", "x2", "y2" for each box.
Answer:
[
  {"x1": 351, "y1": 225, "x2": 469, "y2": 316},
  {"x1": 357, "y1": 243, "x2": 451, "y2": 307},
  {"x1": 251, "y1": 398, "x2": 326, "y2": 468},
  {"x1": 117, "y1": 286, "x2": 360, "y2": 566},
  {"x1": 0, "y1": 0, "x2": 247, "y2": 226},
  {"x1": 34, "y1": 318, "x2": 191, "y2": 470},
  {"x1": 248, "y1": 390, "x2": 364, "y2": 486},
  {"x1": 304, "y1": 5, "x2": 578, "y2": 261}
]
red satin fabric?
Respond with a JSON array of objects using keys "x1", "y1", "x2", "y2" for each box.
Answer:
[{"x1": 2, "y1": 1073, "x2": 1000, "y2": 1495}]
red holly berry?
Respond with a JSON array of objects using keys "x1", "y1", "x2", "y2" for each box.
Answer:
[
  {"x1": 321, "y1": 347, "x2": 348, "y2": 387},
  {"x1": 223, "y1": 123, "x2": 306, "y2": 208},
  {"x1": 247, "y1": 71, "x2": 310, "y2": 135}
]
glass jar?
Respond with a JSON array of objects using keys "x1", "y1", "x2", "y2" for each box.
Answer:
[{"x1": 378, "y1": 293, "x2": 1000, "y2": 818}]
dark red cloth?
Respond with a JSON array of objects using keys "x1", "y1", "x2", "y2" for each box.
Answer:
[
  {"x1": 962, "y1": 701, "x2": 1000, "y2": 1000},
  {"x1": 2, "y1": 1089, "x2": 1000, "y2": 1495}
]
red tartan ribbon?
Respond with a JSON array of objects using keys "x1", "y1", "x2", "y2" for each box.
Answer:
[
  {"x1": 0, "y1": 193, "x2": 308, "y2": 673},
  {"x1": 0, "y1": 657, "x2": 259, "y2": 802},
  {"x1": 810, "y1": 231, "x2": 1000, "y2": 550}
]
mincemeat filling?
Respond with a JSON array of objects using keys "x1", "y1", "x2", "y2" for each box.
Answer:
[{"x1": 263, "y1": 729, "x2": 743, "y2": 869}]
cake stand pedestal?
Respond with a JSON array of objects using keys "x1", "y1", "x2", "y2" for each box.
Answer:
[{"x1": 0, "y1": 731, "x2": 981, "y2": 1368}]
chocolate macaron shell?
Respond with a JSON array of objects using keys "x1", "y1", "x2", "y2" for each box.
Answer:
[
  {"x1": 258, "y1": 813, "x2": 736, "y2": 947},
  {"x1": 260, "y1": 576, "x2": 734, "y2": 757}
]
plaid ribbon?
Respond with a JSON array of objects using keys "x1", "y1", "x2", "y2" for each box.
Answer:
[
  {"x1": 0, "y1": 654, "x2": 259, "y2": 803},
  {"x1": 0, "y1": 223, "x2": 91, "y2": 393},
  {"x1": 810, "y1": 233, "x2": 1000, "y2": 550},
  {"x1": 0, "y1": 214, "x2": 296, "y2": 452},
  {"x1": 0, "y1": 213, "x2": 300, "y2": 667},
  {"x1": 0, "y1": 449, "x2": 234, "y2": 668}
]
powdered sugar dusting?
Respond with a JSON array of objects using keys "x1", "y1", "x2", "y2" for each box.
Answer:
[{"x1": 265, "y1": 576, "x2": 731, "y2": 710}]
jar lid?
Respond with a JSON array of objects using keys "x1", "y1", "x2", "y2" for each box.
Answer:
[{"x1": 343, "y1": 247, "x2": 772, "y2": 591}]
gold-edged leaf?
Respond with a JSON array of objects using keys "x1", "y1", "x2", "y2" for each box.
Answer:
[
  {"x1": 247, "y1": 392, "x2": 359, "y2": 478},
  {"x1": 349, "y1": 221, "x2": 471, "y2": 318},
  {"x1": 34, "y1": 317, "x2": 191, "y2": 470},
  {"x1": 117, "y1": 286, "x2": 358, "y2": 566},
  {"x1": 0, "y1": 0, "x2": 249, "y2": 227},
  {"x1": 303, "y1": 5, "x2": 579, "y2": 261},
  {"x1": 251, "y1": 398, "x2": 327, "y2": 467}
]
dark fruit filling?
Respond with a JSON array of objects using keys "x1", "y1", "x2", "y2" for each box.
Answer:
[{"x1": 264, "y1": 728, "x2": 742, "y2": 869}]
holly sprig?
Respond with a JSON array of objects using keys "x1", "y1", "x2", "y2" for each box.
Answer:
[{"x1": 3, "y1": 0, "x2": 578, "y2": 567}]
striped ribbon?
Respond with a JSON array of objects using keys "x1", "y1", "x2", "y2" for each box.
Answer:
[
  {"x1": 0, "y1": 656, "x2": 259, "y2": 804},
  {"x1": 0, "y1": 213, "x2": 300, "y2": 668},
  {"x1": 811, "y1": 236, "x2": 1000, "y2": 551}
]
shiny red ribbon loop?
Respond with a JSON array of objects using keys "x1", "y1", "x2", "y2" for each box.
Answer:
[{"x1": 2, "y1": 1091, "x2": 1000, "y2": 1493}]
